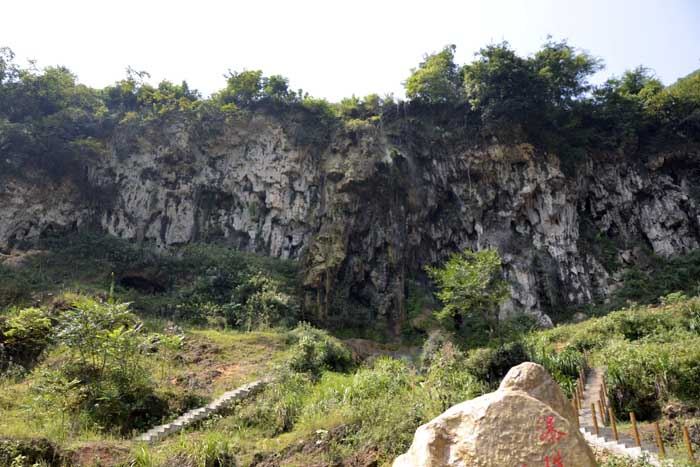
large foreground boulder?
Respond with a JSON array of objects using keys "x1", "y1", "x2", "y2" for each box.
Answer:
[
  {"x1": 499, "y1": 362, "x2": 578, "y2": 426},
  {"x1": 394, "y1": 362, "x2": 595, "y2": 467}
]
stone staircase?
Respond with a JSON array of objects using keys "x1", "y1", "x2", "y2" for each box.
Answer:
[
  {"x1": 135, "y1": 379, "x2": 267, "y2": 443},
  {"x1": 578, "y1": 368, "x2": 662, "y2": 466}
]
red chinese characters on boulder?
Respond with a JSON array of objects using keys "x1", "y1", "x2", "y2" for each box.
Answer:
[
  {"x1": 540, "y1": 415, "x2": 567, "y2": 466},
  {"x1": 539, "y1": 416, "x2": 567, "y2": 444},
  {"x1": 544, "y1": 451, "x2": 564, "y2": 467},
  {"x1": 519, "y1": 415, "x2": 572, "y2": 466}
]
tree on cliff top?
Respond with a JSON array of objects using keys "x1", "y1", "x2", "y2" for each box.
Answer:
[
  {"x1": 404, "y1": 45, "x2": 464, "y2": 104},
  {"x1": 426, "y1": 248, "x2": 510, "y2": 334}
]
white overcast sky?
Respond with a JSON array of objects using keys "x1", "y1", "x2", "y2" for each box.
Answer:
[{"x1": 2, "y1": 0, "x2": 699, "y2": 101}]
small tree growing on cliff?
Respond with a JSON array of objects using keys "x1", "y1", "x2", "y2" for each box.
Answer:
[{"x1": 426, "y1": 248, "x2": 510, "y2": 334}]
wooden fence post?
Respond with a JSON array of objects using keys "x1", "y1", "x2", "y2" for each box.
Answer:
[
  {"x1": 599, "y1": 388, "x2": 608, "y2": 418},
  {"x1": 653, "y1": 421, "x2": 666, "y2": 458},
  {"x1": 571, "y1": 400, "x2": 579, "y2": 428},
  {"x1": 683, "y1": 425, "x2": 695, "y2": 462},
  {"x1": 601, "y1": 378, "x2": 609, "y2": 401},
  {"x1": 591, "y1": 403, "x2": 600, "y2": 436},
  {"x1": 597, "y1": 400, "x2": 607, "y2": 426},
  {"x1": 630, "y1": 412, "x2": 641, "y2": 447},
  {"x1": 608, "y1": 407, "x2": 618, "y2": 441}
]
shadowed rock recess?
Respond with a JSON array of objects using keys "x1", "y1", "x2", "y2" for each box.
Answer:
[{"x1": 1, "y1": 110, "x2": 699, "y2": 329}]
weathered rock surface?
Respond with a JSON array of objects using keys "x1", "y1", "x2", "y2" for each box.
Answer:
[
  {"x1": 1, "y1": 110, "x2": 699, "y2": 328},
  {"x1": 394, "y1": 362, "x2": 595, "y2": 467},
  {"x1": 499, "y1": 362, "x2": 578, "y2": 426}
]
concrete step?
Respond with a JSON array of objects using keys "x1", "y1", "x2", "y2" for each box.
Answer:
[
  {"x1": 578, "y1": 368, "x2": 661, "y2": 466},
  {"x1": 134, "y1": 379, "x2": 268, "y2": 444}
]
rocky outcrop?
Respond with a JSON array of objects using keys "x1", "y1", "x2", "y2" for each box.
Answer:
[
  {"x1": 393, "y1": 362, "x2": 596, "y2": 467},
  {"x1": 1, "y1": 110, "x2": 699, "y2": 329}
]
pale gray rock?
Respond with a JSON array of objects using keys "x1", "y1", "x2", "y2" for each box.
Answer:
[{"x1": 2, "y1": 115, "x2": 699, "y2": 329}]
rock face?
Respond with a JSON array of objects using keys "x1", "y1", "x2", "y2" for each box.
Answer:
[
  {"x1": 394, "y1": 362, "x2": 595, "y2": 467},
  {"x1": 1, "y1": 110, "x2": 700, "y2": 329}
]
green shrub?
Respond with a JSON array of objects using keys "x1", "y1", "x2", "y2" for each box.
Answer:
[
  {"x1": 529, "y1": 296, "x2": 700, "y2": 419},
  {"x1": 32, "y1": 295, "x2": 168, "y2": 434},
  {"x1": 605, "y1": 337, "x2": 700, "y2": 420},
  {"x1": 287, "y1": 323, "x2": 353, "y2": 376},
  {"x1": 609, "y1": 250, "x2": 700, "y2": 308},
  {"x1": 0, "y1": 307, "x2": 53, "y2": 371},
  {"x1": 0, "y1": 438, "x2": 64, "y2": 467},
  {"x1": 423, "y1": 342, "x2": 486, "y2": 410},
  {"x1": 683, "y1": 299, "x2": 700, "y2": 333},
  {"x1": 599, "y1": 454, "x2": 656, "y2": 467},
  {"x1": 527, "y1": 343, "x2": 586, "y2": 397},
  {"x1": 233, "y1": 273, "x2": 298, "y2": 330},
  {"x1": 0, "y1": 267, "x2": 33, "y2": 308},
  {"x1": 296, "y1": 357, "x2": 430, "y2": 459},
  {"x1": 418, "y1": 329, "x2": 454, "y2": 370},
  {"x1": 464, "y1": 341, "x2": 529, "y2": 387},
  {"x1": 235, "y1": 369, "x2": 312, "y2": 435},
  {"x1": 337, "y1": 358, "x2": 429, "y2": 456}
]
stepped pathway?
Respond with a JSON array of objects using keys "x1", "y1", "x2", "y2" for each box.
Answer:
[
  {"x1": 578, "y1": 368, "x2": 662, "y2": 466},
  {"x1": 135, "y1": 379, "x2": 267, "y2": 444}
]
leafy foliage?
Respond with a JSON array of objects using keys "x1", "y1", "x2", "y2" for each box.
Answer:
[
  {"x1": 0, "y1": 232, "x2": 300, "y2": 330},
  {"x1": 286, "y1": 323, "x2": 353, "y2": 376},
  {"x1": 607, "y1": 249, "x2": 700, "y2": 310},
  {"x1": 463, "y1": 341, "x2": 529, "y2": 388},
  {"x1": 463, "y1": 42, "x2": 547, "y2": 134},
  {"x1": 217, "y1": 70, "x2": 298, "y2": 108},
  {"x1": 529, "y1": 295, "x2": 700, "y2": 419},
  {"x1": 28, "y1": 296, "x2": 170, "y2": 434},
  {"x1": 426, "y1": 248, "x2": 510, "y2": 332},
  {"x1": 405, "y1": 45, "x2": 463, "y2": 104},
  {"x1": 423, "y1": 341, "x2": 485, "y2": 410},
  {"x1": 0, "y1": 307, "x2": 53, "y2": 371},
  {"x1": 233, "y1": 273, "x2": 298, "y2": 330}
]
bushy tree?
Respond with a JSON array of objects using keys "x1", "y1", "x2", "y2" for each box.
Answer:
[
  {"x1": 404, "y1": 45, "x2": 463, "y2": 104},
  {"x1": 219, "y1": 69, "x2": 264, "y2": 107},
  {"x1": 0, "y1": 54, "x2": 106, "y2": 177},
  {"x1": 235, "y1": 273, "x2": 298, "y2": 330},
  {"x1": 216, "y1": 70, "x2": 302, "y2": 108},
  {"x1": 591, "y1": 66, "x2": 663, "y2": 149},
  {"x1": 532, "y1": 38, "x2": 602, "y2": 109},
  {"x1": 463, "y1": 42, "x2": 541, "y2": 125},
  {"x1": 135, "y1": 79, "x2": 200, "y2": 115},
  {"x1": 262, "y1": 74, "x2": 293, "y2": 102},
  {"x1": 0, "y1": 47, "x2": 19, "y2": 84},
  {"x1": 286, "y1": 322, "x2": 353, "y2": 376},
  {"x1": 426, "y1": 248, "x2": 510, "y2": 333},
  {"x1": 0, "y1": 307, "x2": 53, "y2": 371},
  {"x1": 462, "y1": 39, "x2": 600, "y2": 138},
  {"x1": 336, "y1": 93, "x2": 386, "y2": 120},
  {"x1": 35, "y1": 296, "x2": 167, "y2": 433},
  {"x1": 649, "y1": 69, "x2": 700, "y2": 138}
]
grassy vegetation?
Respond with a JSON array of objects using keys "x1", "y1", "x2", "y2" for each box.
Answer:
[
  {"x1": 530, "y1": 292, "x2": 700, "y2": 415},
  {"x1": 128, "y1": 294, "x2": 700, "y2": 466},
  {"x1": 2, "y1": 233, "x2": 700, "y2": 466},
  {"x1": 606, "y1": 250, "x2": 700, "y2": 310},
  {"x1": 0, "y1": 231, "x2": 300, "y2": 326}
]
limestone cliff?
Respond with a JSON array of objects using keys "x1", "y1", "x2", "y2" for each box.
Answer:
[{"x1": 2, "y1": 109, "x2": 699, "y2": 329}]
